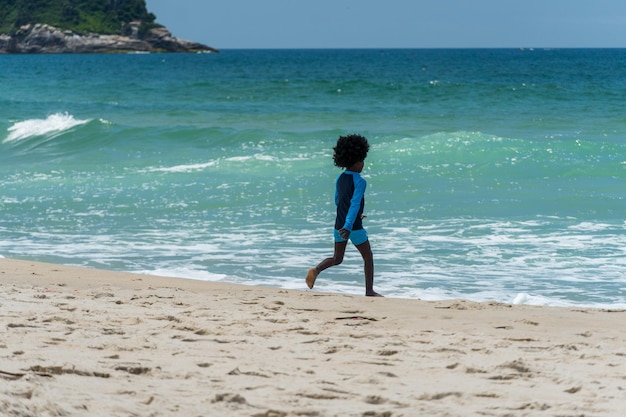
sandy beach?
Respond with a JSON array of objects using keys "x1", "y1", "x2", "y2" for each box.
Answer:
[{"x1": 1, "y1": 258, "x2": 625, "y2": 417}]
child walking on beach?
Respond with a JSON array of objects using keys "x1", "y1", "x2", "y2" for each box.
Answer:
[{"x1": 306, "y1": 134, "x2": 382, "y2": 297}]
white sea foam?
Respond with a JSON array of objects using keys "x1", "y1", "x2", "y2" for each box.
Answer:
[
  {"x1": 132, "y1": 267, "x2": 230, "y2": 282},
  {"x1": 512, "y1": 293, "x2": 572, "y2": 307},
  {"x1": 4, "y1": 112, "x2": 90, "y2": 143},
  {"x1": 142, "y1": 161, "x2": 218, "y2": 173},
  {"x1": 225, "y1": 154, "x2": 278, "y2": 162}
]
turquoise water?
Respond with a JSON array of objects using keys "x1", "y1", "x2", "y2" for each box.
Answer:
[{"x1": 2, "y1": 49, "x2": 626, "y2": 307}]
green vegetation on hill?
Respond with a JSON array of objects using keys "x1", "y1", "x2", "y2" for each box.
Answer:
[{"x1": 0, "y1": 0, "x2": 158, "y2": 35}]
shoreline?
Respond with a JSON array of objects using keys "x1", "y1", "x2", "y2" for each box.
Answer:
[{"x1": 1, "y1": 257, "x2": 625, "y2": 416}]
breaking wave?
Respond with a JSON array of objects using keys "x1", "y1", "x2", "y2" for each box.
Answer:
[{"x1": 4, "y1": 112, "x2": 91, "y2": 143}]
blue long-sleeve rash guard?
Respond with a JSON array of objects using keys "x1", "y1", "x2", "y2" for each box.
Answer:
[{"x1": 334, "y1": 170, "x2": 366, "y2": 232}]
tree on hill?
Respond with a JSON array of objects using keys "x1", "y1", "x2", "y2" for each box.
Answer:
[{"x1": 0, "y1": 0, "x2": 159, "y2": 35}]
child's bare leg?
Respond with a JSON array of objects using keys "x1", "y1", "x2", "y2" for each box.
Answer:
[
  {"x1": 356, "y1": 240, "x2": 381, "y2": 297},
  {"x1": 306, "y1": 241, "x2": 347, "y2": 289}
]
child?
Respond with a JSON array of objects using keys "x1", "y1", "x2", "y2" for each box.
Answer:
[{"x1": 306, "y1": 134, "x2": 382, "y2": 297}]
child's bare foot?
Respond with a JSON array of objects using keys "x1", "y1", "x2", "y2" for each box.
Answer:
[
  {"x1": 306, "y1": 268, "x2": 319, "y2": 289},
  {"x1": 366, "y1": 291, "x2": 383, "y2": 297}
]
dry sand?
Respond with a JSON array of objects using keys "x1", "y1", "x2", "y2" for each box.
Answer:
[{"x1": 1, "y1": 258, "x2": 625, "y2": 417}]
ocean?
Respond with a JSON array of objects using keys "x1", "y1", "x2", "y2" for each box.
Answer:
[{"x1": 1, "y1": 49, "x2": 625, "y2": 308}]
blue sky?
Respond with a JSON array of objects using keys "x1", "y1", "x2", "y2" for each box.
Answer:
[{"x1": 147, "y1": 0, "x2": 626, "y2": 49}]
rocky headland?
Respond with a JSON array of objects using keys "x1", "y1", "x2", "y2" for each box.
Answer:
[{"x1": 0, "y1": 23, "x2": 218, "y2": 54}]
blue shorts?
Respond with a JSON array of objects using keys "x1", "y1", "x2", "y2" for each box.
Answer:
[{"x1": 334, "y1": 228, "x2": 369, "y2": 246}]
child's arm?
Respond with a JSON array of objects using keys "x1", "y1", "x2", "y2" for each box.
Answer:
[{"x1": 342, "y1": 176, "x2": 366, "y2": 232}]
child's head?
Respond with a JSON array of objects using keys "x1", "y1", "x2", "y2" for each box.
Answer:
[{"x1": 333, "y1": 134, "x2": 369, "y2": 169}]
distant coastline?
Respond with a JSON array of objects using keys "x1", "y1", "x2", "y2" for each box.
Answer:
[
  {"x1": 0, "y1": 0, "x2": 217, "y2": 54},
  {"x1": 0, "y1": 23, "x2": 218, "y2": 54}
]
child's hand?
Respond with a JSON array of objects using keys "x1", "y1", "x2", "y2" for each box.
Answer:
[{"x1": 338, "y1": 228, "x2": 350, "y2": 240}]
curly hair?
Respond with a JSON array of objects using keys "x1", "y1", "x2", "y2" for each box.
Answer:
[{"x1": 332, "y1": 134, "x2": 370, "y2": 168}]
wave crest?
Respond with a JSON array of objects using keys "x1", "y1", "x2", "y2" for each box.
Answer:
[{"x1": 4, "y1": 112, "x2": 91, "y2": 143}]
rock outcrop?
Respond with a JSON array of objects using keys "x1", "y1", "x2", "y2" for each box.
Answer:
[{"x1": 0, "y1": 23, "x2": 219, "y2": 54}]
